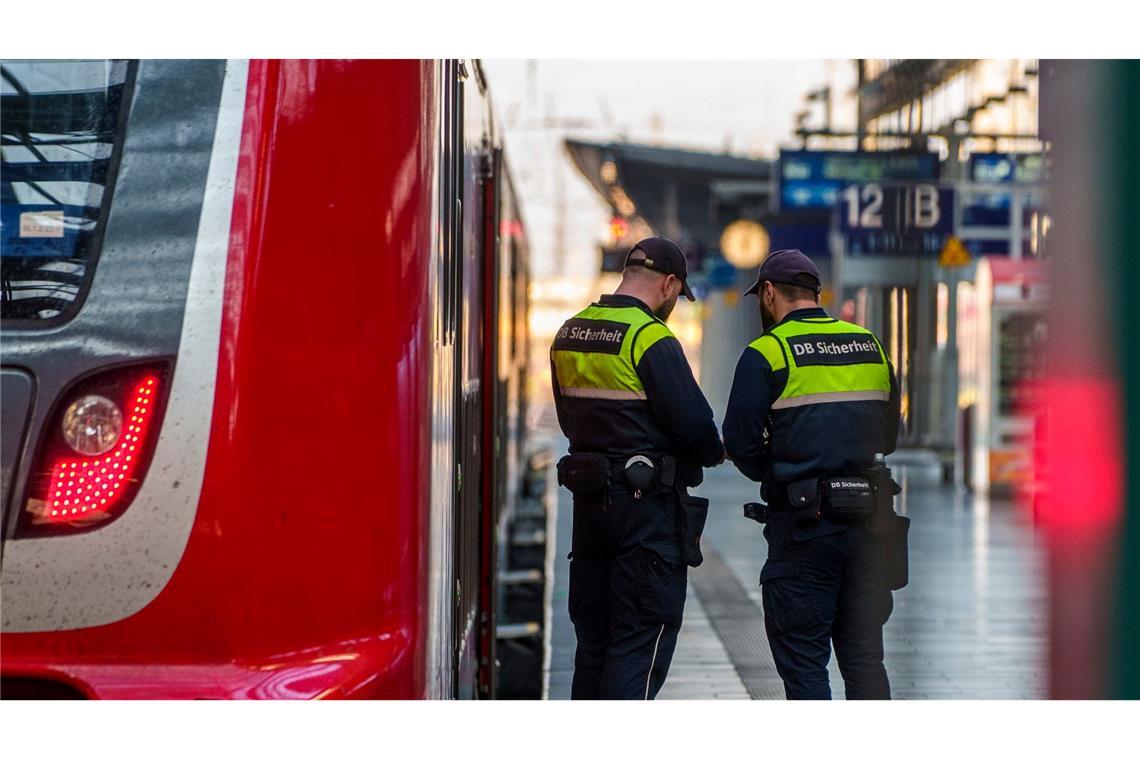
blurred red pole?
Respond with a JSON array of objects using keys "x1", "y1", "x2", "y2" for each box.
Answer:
[{"x1": 1037, "y1": 61, "x2": 1125, "y2": 698}]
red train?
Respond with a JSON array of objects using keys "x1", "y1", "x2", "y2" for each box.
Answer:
[{"x1": 0, "y1": 59, "x2": 545, "y2": 699}]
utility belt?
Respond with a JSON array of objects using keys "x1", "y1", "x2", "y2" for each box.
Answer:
[
  {"x1": 741, "y1": 476, "x2": 878, "y2": 526},
  {"x1": 557, "y1": 451, "x2": 708, "y2": 568},
  {"x1": 743, "y1": 461, "x2": 909, "y2": 591},
  {"x1": 763, "y1": 476, "x2": 879, "y2": 524},
  {"x1": 556, "y1": 451, "x2": 679, "y2": 498}
]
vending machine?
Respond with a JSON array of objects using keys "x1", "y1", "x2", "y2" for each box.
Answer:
[{"x1": 965, "y1": 256, "x2": 1048, "y2": 495}]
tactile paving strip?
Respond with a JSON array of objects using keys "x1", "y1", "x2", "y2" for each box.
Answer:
[{"x1": 688, "y1": 540, "x2": 786, "y2": 700}]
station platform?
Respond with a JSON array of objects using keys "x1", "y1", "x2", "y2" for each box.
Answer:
[{"x1": 545, "y1": 450, "x2": 1047, "y2": 699}]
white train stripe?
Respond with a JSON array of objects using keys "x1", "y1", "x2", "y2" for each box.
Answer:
[{"x1": 2, "y1": 60, "x2": 248, "y2": 633}]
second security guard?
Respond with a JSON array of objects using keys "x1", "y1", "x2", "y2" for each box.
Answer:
[
  {"x1": 723, "y1": 249, "x2": 904, "y2": 700},
  {"x1": 551, "y1": 237, "x2": 725, "y2": 700}
]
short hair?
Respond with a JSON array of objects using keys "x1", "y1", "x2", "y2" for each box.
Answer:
[{"x1": 773, "y1": 281, "x2": 819, "y2": 303}]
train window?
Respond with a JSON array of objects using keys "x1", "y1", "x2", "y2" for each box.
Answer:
[
  {"x1": 439, "y1": 61, "x2": 465, "y2": 346},
  {"x1": 440, "y1": 65, "x2": 450, "y2": 345},
  {"x1": 1, "y1": 59, "x2": 135, "y2": 324},
  {"x1": 453, "y1": 72, "x2": 464, "y2": 343},
  {"x1": 510, "y1": 239, "x2": 519, "y2": 360},
  {"x1": 440, "y1": 60, "x2": 455, "y2": 345}
]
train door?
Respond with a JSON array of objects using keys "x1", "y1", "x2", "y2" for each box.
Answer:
[
  {"x1": 453, "y1": 60, "x2": 485, "y2": 700},
  {"x1": 429, "y1": 59, "x2": 463, "y2": 699},
  {"x1": 433, "y1": 58, "x2": 506, "y2": 701},
  {"x1": 476, "y1": 147, "x2": 503, "y2": 699}
]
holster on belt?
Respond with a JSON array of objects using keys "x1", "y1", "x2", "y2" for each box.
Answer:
[
  {"x1": 865, "y1": 457, "x2": 909, "y2": 591},
  {"x1": 677, "y1": 493, "x2": 709, "y2": 567},
  {"x1": 658, "y1": 454, "x2": 707, "y2": 568},
  {"x1": 624, "y1": 453, "x2": 706, "y2": 569}
]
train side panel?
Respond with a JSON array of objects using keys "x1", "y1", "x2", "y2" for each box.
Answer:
[{"x1": 2, "y1": 59, "x2": 439, "y2": 698}]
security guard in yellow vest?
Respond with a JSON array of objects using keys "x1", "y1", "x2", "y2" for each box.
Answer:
[
  {"x1": 551, "y1": 237, "x2": 725, "y2": 700},
  {"x1": 724, "y1": 249, "x2": 902, "y2": 700}
]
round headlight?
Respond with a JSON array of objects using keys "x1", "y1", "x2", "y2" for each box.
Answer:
[{"x1": 61, "y1": 395, "x2": 123, "y2": 456}]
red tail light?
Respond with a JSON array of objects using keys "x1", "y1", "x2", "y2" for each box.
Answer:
[{"x1": 18, "y1": 363, "x2": 169, "y2": 537}]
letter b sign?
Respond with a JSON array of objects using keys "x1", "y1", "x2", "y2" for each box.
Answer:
[{"x1": 913, "y1": 184, "x2": 941, "y2": 229}]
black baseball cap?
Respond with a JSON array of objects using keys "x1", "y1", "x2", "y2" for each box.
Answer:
[
  {"x1": 744, "y1": 249, "x2": 822, "y2": 296},
  {"x1": 624, "y1": 236, "x2": 695, "y2": 301}
]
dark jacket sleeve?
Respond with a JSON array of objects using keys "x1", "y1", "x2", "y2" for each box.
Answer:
[
  {"x1": 723, "y1": 346, "x2": 778, "y2": 483},
  {"x1": 636, "y1": 336, "x2": 725, "y2": 468},
  {"x1": 884, "y1": 358, "x2": 901, "y2": 455},
  {"x1": 550, "y1": 353, "x2": 568, "y2": 437}
]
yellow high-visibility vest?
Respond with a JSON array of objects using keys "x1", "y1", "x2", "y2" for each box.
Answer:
[
  {"x1": 551, "y1": 303, "x2": 674, "y2": 401},
  {"x1": 749, "y1": 315, "x2": 891, "y2": 411}
]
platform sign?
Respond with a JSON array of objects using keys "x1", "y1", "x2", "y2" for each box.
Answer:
[
  {"x1": 962, "y1": 154, "x2": 1048, "y2": 227},
  {"x1": 836, "y1": 182, "x2": 955, "y2": 256},
  {"x1": 778, "y1": 150, "x2": 940, "y2": 212},
  {"x1": 969, "y1": 153, "x2": 1048, "y2": 184}
]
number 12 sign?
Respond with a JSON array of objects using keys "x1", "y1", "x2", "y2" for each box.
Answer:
[{"x1": 838, "y1": 183, "x2": 953, "y2": 234}]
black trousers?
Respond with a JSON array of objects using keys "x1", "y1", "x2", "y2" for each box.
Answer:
[
  {"x1": 759, "y1": 512, "x2": 894, "y2": 700},
  {"x1": 568, "y1": 482, "x2": 687, "y2": 700}
]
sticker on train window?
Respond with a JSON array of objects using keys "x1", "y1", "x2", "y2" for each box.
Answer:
[{"x1": 19, "y1": 210, "x2": 65, "y2": 238}]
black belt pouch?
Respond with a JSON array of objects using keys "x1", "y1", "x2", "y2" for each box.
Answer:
[
  {"x1": 786, "y1": 477, "x2": 820, "y2": 525},
  {"x1": 678, "y1": 495, "x2": 710, "y2": 567},
  {"x1": 885, "y1": 514, "x2": 911, "y2": 590},
  {"x1": 824, "y1": 477, "x2": 876, "y2": 520},
  {"x1": 557, "y1": 454, "x2": 609, "y2": 499}
]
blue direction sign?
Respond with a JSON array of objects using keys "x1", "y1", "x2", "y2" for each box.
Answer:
[
  {"x1": 962, "y1": 154, "x2": 1049, "y2": 226},
  {"x1": 969, "y1": 152, "x2": 1048, "y2": 184},
  {"x1": 778, "y1": 150, "x2": 940, "y2": 212},
  {"x1": 835, "y1": 182, "x2": 955, "y2": 256}
]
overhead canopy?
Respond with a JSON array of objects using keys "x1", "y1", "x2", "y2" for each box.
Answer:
[{"x1": 564, "y1": 139, "x2": 772, "y2": 249}]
